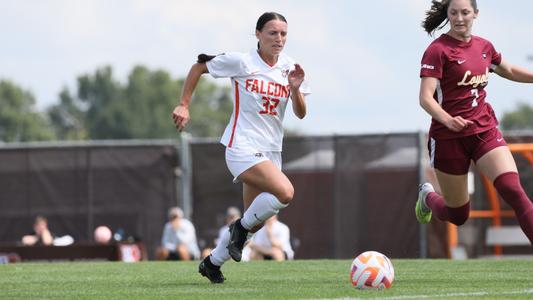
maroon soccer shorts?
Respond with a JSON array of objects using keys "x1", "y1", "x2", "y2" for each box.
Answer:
[{"x1": 428, "y1": 127, "x2": 507, "y2": 175}]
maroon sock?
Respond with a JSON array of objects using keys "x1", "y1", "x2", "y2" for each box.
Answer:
[
  {"x1": 494, "y1": 172, "x2": 533, "y2": 244},
  {"x1": 426, "y1": 192, "x2": 470, "y2": 225},
  {"x1": 517, "y1": 208, "x2": 533, "y2": 244},
  {"x1": 426, "y1": 192, "x2": 449, "y2": 221}
]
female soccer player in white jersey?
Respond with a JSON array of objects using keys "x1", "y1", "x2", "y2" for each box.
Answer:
[
  {"x1": 172, "y1": 12, "x2": 310, "y2": 283},
  {"x1": 416, "y1": 0, "x2": 533, "y2": 246}
]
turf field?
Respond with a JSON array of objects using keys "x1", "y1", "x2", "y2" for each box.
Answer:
[{"x1": 1, "y1": 259, "x2": 533, "y2": 299}]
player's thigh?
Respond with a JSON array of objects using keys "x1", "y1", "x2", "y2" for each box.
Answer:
[
  {"x1": 475, "y1": 146, "x2": 517, "y2": 182},
  {"x1": 434, "y1": 169, "x2": 469, "y2": 207},
  {"x1": 430, "y1": 137, "x2": 470, "y2": 175},
  {"x1": 238, "y1": 160, "x2": 294, "y2": 204}
]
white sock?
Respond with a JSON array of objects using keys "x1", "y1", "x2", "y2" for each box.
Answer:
[
  {"x1": 240, "y1": 192, "x2": 288, "y2": 230},
  {"x1": 209, "y1": 228, "x2": 230, "y2": 266}
]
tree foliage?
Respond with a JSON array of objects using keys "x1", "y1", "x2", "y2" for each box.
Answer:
[
  {"x1": 500, "y1": 102, "x2": 533, "y2": 131},
  {"x1": 48, "y1": 65, "x2": 232, "y2": 139},
  {"x1": 0, "y1": 80, "x2": 56, "y2": 142}
]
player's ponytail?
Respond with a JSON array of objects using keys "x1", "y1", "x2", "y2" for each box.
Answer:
[
  {"x1": 422, "y1": 0, "x2": 450, "y2": 36},
  {"x1": 197, "y1": 54, "x2": 216, "y2": 63}
]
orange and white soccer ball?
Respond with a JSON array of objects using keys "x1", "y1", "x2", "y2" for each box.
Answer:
[{"x1": 350, "y1": 251, "x2": 394, "y2": 289}]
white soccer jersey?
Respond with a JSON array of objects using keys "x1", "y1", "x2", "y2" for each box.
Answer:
[{"x1": 206, "y1": 50, "x2": 311, "y2": 151}]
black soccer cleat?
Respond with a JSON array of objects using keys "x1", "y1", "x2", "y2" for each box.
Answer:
[
  {"x1": 227, "y1": 219, "x2": 249, "y2": 262},
  {"x1": 198, "y1": 256, "x2": 225, "y2": 284}
]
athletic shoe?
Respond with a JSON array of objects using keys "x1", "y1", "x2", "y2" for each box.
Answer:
[
  {"x1": 227, "y1": 219, "x2": 248, "y2": 262},
  {"x1": 415, "y1": 182, "x2": 434, "y2": 224},
  {"x1": 198, "y1": 256, "x2": 225, "y2": 284}
]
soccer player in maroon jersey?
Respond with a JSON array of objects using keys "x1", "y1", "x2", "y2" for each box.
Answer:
[{"x1": 415, "y1": 0, "x2": 533, "y2": 246}]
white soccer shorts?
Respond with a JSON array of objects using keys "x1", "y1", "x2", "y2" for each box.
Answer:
[{"x1": 225, "y1": 146, "x2": 282, "y2": 183}]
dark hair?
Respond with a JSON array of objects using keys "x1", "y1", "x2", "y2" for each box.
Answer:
[
  {"x1": 34, "y1": 215, "x2": 47, "y2": 224},
  {"x1": 196, "y1": 12, "x2": 288, "y2": 62},
  {"x1": 256, "y1": 12, "x2": 287, "y2": 31},
  {"x1": 197, "y1": 53, "x2": 216, "y2": 63},
  {"x1": 256, "y1": 12, "x2": 287, "y2": 49},
  {"x1": 421, "y1": 0, "x2": 478, "y2": 36}
]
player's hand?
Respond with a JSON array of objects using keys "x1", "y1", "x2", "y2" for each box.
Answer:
[
  {"x1": 172, "y1": 104, "x2": 190, "y2": 132},
  {"x1": 288, "y1": 64, "x2": 305, "y2": 90},
  {"x1": 445, "y1": 116, "x2": 474, "y2": 132}
]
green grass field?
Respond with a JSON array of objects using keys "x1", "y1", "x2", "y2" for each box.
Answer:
[{"x1": 1, "y1": 259, "x2": 533, "y2": 299}]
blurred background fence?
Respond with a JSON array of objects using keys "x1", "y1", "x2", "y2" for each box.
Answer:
[{"x1": 1, "y1": 132, "x2": 532, "y2": 259}]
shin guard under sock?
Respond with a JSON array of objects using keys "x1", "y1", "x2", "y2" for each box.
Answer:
[
  {"x1": 494, "y1": 172, "x2": 533, "y2": 244},
  {"x1": 426, "y1": 192, "x2": 470, "y2": 225}
]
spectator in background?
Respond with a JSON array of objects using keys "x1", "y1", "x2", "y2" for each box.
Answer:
[
  {"x1": 21, "y1": 216, "x2": 54, "y2": 246},
  {"x1": 201, "y1": 206, "x2": 243, "y2": 259},
  {"x1": 215, "y1": 206, "x2": 242, "y2": 246},
  {"x1": 156, "y1": 207, "x2": 200, "y2": 261},
  {"x1": 245, "y1": 215, "x2": 294, "y2": 261}
]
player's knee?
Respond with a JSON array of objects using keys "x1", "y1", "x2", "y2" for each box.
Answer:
[
  {"x1": 446, "y1": 202, "x2": 470, "y2": 226},
  {"x1": 155, "y1": 247, "x2": 169, "y2": 260},
  {"x1": 494, "y1": 173, "x2": 523, "y2": 199},
  {"x1": 494, "y1": 172, "x2": 532, "y2": 211},
  {"x1": 177, "y1": 245, "x2": 191, "y2": 260},
  {"x1": 277, "y1": 184, "x2": 294, "y2": 204},
  {"x1": 272, "y1": 248, "x2": 285, "y2": 261}
]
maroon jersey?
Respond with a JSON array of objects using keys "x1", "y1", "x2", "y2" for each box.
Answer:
[{"x1": 420, "y1": 34, "x2": 502, "y2": 139}]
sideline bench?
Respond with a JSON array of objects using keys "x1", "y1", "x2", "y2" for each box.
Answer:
[{"x1": 0, "y1": 242, "x2": 145, "y2": 263}]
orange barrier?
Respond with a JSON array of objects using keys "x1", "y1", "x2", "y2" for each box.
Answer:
[{"x1": 447, "y1": 143, "x2": 533, "y2": 257}]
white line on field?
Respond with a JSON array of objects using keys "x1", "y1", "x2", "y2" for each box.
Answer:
[{"x1": 314, "y1": 288, "x2": 533, "y2": 300}]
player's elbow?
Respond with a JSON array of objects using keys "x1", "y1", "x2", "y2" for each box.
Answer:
[
  {"x1": 295, "y1": 110, "x2": 306, "y2": 119},
  {"x1": 419, "y1": 95, "x2": 432, "y2": 109},
  {"x1": 191, "y1": 62, "x2": 209, "y2": 75}
]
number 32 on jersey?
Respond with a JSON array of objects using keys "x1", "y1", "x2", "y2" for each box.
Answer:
[{"x1": 259, "y1": 96, "x2": 280, "y2": 116}]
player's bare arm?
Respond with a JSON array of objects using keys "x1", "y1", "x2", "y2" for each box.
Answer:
[
  {"x1": 494, "y1": 59, "x2": 533, "y2": 83},
  {"x1": 172, "y1": 62, "x2": 209, "y2": 131},
  {"x1": 289, "y1": 64, "x2": 306, "y2": 119},
  {"x1": 419, "y1": 77, "x2": 473, "y2": 132}
]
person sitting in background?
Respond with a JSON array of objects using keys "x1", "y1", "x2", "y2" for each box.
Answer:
[
  {"x1": 201, "y1": 206, "x2": 243, "y2": 259},
  {"x1": 215, "y1": 206, "x2": 242, "y2": 246},
  {"x1": 21, "y1": 216, "x2": 54, "y2": 246},
  {"x1": 156, "y1": 207, "x2": 200, "y2": 260},
  {"x1": 246, "y1": 215, "x2": 294, "y2": 261}
]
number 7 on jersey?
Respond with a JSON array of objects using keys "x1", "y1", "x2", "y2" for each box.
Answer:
[{"x1": 470, "y1": 88, "x2": 479, "y2": 107}]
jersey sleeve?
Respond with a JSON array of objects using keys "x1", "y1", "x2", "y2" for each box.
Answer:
[
  {"x1": 206, "y1": 52, "x2": 247, "y2": 78},
  {"x1": 299, "y1": 79, "x2": 311, "y2": 96},
  {"x1": 488, "y1": 41, "x2": 502, "y2": 72},
  {"x1": 420, "y1": 43, "x2": 444, "y2": 79}
]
